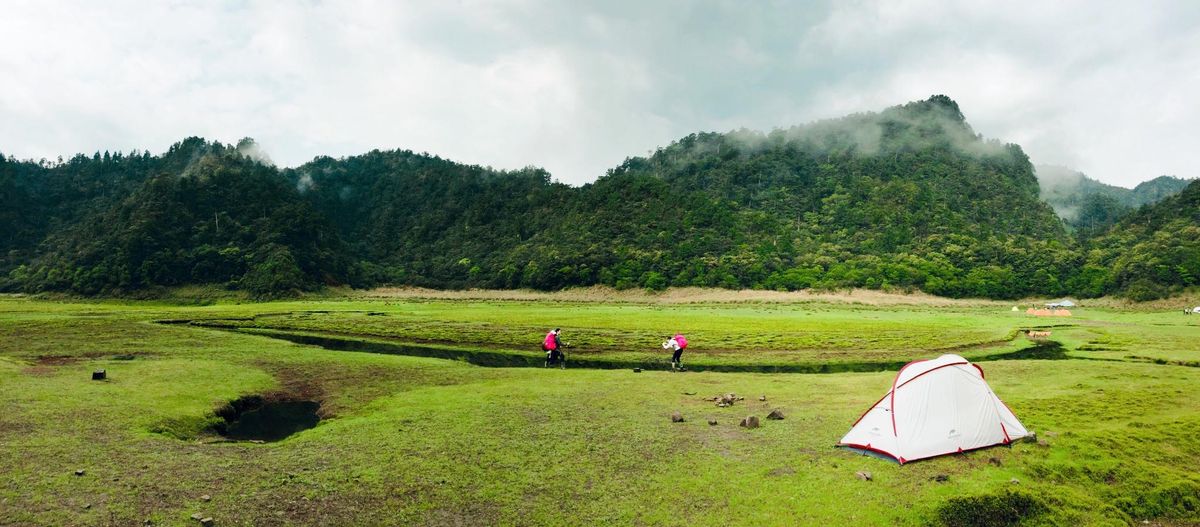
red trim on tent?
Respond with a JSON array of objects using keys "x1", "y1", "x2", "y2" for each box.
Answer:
[
  {"x1": 1000, "y1": 422, "x2": 1011, "y2": 443},
  {"x1": 838, "y1": 442, "x2": 902, "y2": 463},
  {"x1": 998, "y1": 397, "x2": 1018, "y2": 418},
  {"x1": 851, "y1": 391, "x2": 892, "y2": 427},
  {"x1": 972, "y1": 363, "x2": 986, "y2": 379},
  {"x1": 889, "y1": 358, "x2": 930, "y2": 436},
  {"x1": 895, "y1": 361, "x2": 969, "y2": 391},
  {"x1": 890, "y1": 360, "x2": 969, "y2": 436},
  {"x1": 840, "y1": 439, "x2": 1017, "y2": 465}
]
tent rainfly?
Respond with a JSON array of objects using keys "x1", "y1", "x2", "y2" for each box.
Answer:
[{"x1": 838, "y1": 354, "x2": 1028, "y2": 464}]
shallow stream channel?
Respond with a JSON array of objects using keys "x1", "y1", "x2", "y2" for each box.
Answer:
[{"x1": 157, "y1": 319, "x2": 1077, "y2": 375}]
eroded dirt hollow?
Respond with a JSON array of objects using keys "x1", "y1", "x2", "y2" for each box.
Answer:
[{"x1": 212, "y1": 395, "x2": 321, "y2": 442}]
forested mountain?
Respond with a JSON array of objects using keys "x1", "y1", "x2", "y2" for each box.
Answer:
[
  {"x1": 1080, "y1": 179, "x2": 1200, "y2": 300},
  {"x1": 0, "y1": 96, "x2": 1195, "y2": 300},
  {"x1": 1037, "y1": 165, "x2": 1192, "y2": 238},
  {"x1": 3, "y1": 138, "x2": 346, "y2": 296}
]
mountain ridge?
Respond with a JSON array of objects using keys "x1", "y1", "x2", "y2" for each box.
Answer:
[{"x1": 1, "y1": 96, "x2": 1194, "y2": 300}]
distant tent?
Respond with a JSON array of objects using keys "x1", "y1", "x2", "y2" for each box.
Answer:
[
  {"x1": 838, "y1": 354, "x2": 1029, "y2": 464},
  {"x1": 1011, "y1": 306, "x2": 1019, "y2": 312},
  {"x1": 1045, "y1": 299, "x2": 1077, "y2": 308},
  {"x1": 1192, "y1": 307, "x2": 1200, "y2": 314}
]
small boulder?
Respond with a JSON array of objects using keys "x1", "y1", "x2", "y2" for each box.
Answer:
[
  {"x1": 633, "y1": 368, "x2": 642, "y2": 373},
  {"x1": 190, "y1": 513, "x2": 204, "y2": 521},
  {"x1": 1010, "y1": 478, "x2": 1020, "y2": 485},
  {"x1": 200, "y1": 518, "x2": 214, "y2": 527},
  {"x1": 670, "y1": 411, "x2": 684, "y2": 423},
  {"x1": 856, "y1": 471, "x2": 873, "y2": 481},
  {"x1": 766, "y1": 409, "x2": 785, "y2": 420},
  {"x1": 988, "y1": 457, "x2": 1002, "y2": 467},
  {"x1": 931, "y1": 474, "x2": 949, "y2": 482},
  {"x1": 200, "y1": 495, "x2": 211, "y2": 502},
  {"x1": 92, "y1": 370, "x2": 106, "y2": 381},
  {"x1": 74, "y1": 469, "x2": 86, "y2": 476},
  {"x1": 83, "y1": 503, "x2": 91, "y2": 510},
  {"x1": 707, "y1": 419, "x2": 717, "y2": 426},
  {"x1": 1036, "y1": 439, "x2": 1050, "y2": 448},
  {"x1": 758, "y1": 395, "x2": 767, "y2": 401},
  {"x1": 739, "y1": 416, "x2": 760, "y2": 429}
]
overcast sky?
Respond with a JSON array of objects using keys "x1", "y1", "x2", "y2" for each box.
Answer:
[{"x1": 2, "y1": 1, "x2": 1198, "y2": 186}]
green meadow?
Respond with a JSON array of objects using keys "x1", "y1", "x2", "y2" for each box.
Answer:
[{"x1": 1, "y1": 293, "x2": 1198, "y2": 526}]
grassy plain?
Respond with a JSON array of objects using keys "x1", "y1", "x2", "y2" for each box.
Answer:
[{"x1": 0, "y1": 292, "x2": 1198, "y2": 526}]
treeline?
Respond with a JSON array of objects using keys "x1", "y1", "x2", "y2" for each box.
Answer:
[{"x1": 1, "y1": 96, "x2": 1196, "y2": 300}]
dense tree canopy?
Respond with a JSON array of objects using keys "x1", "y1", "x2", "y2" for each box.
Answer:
[{"x1": 1, "y1": 96, "x2": 1195, "y2": 299}]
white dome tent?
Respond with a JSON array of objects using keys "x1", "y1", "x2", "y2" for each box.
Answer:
[{"x1": 838, "y1": 354, "x2": 1029, "y2": 464}]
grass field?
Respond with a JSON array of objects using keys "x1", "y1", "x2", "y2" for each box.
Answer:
[{"x1": 1, "y1": 292, "x2": 1198, "y2": 526}]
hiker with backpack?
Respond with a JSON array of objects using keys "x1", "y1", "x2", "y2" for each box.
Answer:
[
  {"x1": 543, "y1": 328, "x2": 566, "y2": 368},
  {"x1": 662, "y1": 333, "x2": 688, "y2": 371}
]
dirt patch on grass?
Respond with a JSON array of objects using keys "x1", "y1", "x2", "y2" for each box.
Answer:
[
  {"x1": 21, "y1": 355, "x2": 82, "y2": 375},
  {"x1": 34, "y1": 355, "x2": 80, "y2": 366},
  {"x1": 0, "y1": 419, "x2": 34, "y2": 437}
]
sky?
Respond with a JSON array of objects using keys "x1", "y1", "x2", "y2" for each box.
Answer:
[{"x1": 1, "y1": 1, "x2": 1198, "y2": 187}]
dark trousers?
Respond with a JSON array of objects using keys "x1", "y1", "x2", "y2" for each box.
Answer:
[{"x1": 672, "y1": 349, "x2": 683, "y2": 364}]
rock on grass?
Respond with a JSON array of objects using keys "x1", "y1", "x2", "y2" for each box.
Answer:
[{"x1": 670, "y1": 411, "x2": 684, "y2": 423}]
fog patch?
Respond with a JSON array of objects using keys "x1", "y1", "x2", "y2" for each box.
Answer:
[
  {"x1": 236, "y1": 137, "x2": 274, "y2": 167},
  {"x1": 296, "y1": 172, "x2": 315, "y2": 193},
  {"x1": 725, "y1": 95, "x2": 1008, "y2": 159}
]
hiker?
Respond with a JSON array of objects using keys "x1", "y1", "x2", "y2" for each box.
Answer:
[
  {"x1": 662, "y1": 333, "x2": 687, "y2": 371},
  {"x1": 543, "y1": 328, "x2": 565, "y2": 368}
]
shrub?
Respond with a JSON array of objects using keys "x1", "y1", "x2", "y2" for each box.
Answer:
[{"x1": 936, "y1": 490, "x2": 1045, "y2": 527}]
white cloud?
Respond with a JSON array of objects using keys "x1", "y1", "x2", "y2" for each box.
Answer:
[{"x1": 0, "y1": 1, "x2": 1197, "y2": 186}]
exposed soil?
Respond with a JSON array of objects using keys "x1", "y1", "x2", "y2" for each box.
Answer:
[{"x1": 212, "y1": 395, "x2": 321, "y2": 442}]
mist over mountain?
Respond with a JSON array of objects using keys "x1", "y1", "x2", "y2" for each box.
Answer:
[
  {"x1": 1036, "y1": 164, "x2": 1193, "y2": 238},
  {"x1": 1, "y1": 96, "x2": 1195, "y2": 300}
]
